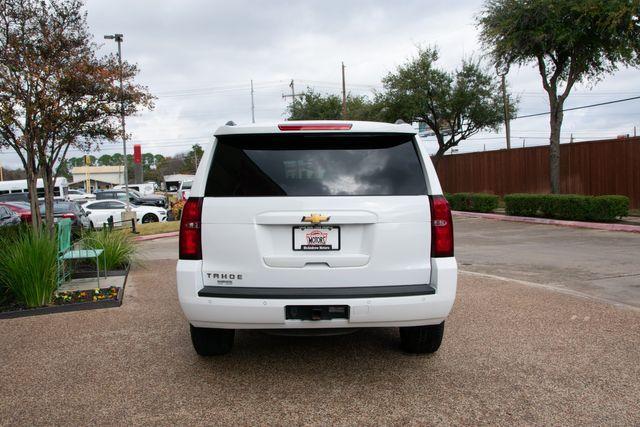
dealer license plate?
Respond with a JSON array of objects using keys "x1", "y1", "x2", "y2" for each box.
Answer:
[{"x1": 292, "y1": 226, "x2": 340, "y2": 251}]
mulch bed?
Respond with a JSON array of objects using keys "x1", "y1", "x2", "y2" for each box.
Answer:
[{"x1": 51, "y1": 286, "x2": 119, "y2": 305}]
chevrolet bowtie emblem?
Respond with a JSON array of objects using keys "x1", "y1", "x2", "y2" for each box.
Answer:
[{"x1": 301, "y1": 214, "x2": 330, "y2": 224}]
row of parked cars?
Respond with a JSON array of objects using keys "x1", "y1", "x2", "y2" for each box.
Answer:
[{"x1": 0, "y1": 188, "x2": 168, "y2": 230}]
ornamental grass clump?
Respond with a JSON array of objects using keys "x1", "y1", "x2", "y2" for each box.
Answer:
[
  {"x1": 83, "y1": 229, "x2": 136, "y2": 270},
  {"x1": 0, "y1": 229, "x2": 58, "y2": 308}
]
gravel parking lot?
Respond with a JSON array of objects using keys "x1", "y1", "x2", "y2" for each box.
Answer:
[{"x1": 1, "y1": 232, "x2": 639, "y2": 425}]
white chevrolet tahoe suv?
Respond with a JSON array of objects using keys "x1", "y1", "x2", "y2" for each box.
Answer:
[{"x1": 177, "y1": 121, "x2": 457, "y2": 355}]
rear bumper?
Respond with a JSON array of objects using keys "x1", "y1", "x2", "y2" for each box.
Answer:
[{"x1": 176, "y1": 258, "x2": 457, "y2": 329}]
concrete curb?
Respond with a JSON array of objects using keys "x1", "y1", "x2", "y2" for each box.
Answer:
[
  {"x1": 134, "y1": 231, "x2": 179, "y2": 242},
  {"x1": 452, "y1": 210, "x2": 640, "y2": 233}
]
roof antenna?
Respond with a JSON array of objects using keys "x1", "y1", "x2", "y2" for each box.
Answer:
[
  {"x1": 394, "y1": 119, "x2": 407, "y2": 124},
  {"x1": 225, "y1": 120, "x2": 236, "y2": 126}
]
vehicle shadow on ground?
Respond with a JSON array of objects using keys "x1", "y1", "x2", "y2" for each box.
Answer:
[{"x1": 186, "y1": 327, "x2": 441, "y2": 381}]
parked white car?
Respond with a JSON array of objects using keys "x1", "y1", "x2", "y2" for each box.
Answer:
[
  {"x1": 177, "y1": 121, "x2": 457, "y2": 356},
  {"x1": 83, "y1": 199, "x2": 167, "y2": 228},
  {"x1": 114, "y1": 183, "x2": 156, "y2": 196},
  {"x1": 68, "y1": 189, "x2": 96, "y2": 203}
]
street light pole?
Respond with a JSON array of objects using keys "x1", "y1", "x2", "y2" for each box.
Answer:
[{"x1": 104, "y1": 33, "x2": 130, "y2": 210}]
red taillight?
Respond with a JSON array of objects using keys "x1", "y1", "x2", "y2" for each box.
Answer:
[
  {"x1": 278, "y1": 123, "x2": 353, "y2": 131},
  {"x1": 179, "y1": 197, "x2": 203, "y2": 260},
  {"x1": 62, "y1": 213, "x2": 76, "y2": 219},
  {"x1": 21, "y1": 212, "x2": 32, "y2": 222},
  {"x1": 429, "y1": 195, "x2": 454, "y2": 258}
]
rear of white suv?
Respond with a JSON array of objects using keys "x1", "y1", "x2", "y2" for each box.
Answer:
[{"x1": 177, "y1": 121, "x2": 457, "y2": 355}]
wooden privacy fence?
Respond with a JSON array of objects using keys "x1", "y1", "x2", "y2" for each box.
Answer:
[{"x1": 434, "y1": 137, "x2": 640, "y2": 209}]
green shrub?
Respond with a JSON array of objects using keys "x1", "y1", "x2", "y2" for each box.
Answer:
[
  {"x1": 446, "y1": 193, "x2": 500, "y2": 213},
  {"x1": 588, "y1": 196, "x2": 629, "y2": 221},
  {"x1": 0, "y1": 229, "x2": 58, "y2": 308},
  {"x1": 539, "y1": 194, "x2": 591, "y2": 221},
  {"x1": 503, "y1": 194, "x2": 544, "y2": 216},
  {"x1": 82, "y1": 229, "x2": 136, "y2": 270},
  {"x1": 504, "y1": 193, "x2": 630, "y2": 222}
]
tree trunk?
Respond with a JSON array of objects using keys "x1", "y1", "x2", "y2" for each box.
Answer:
[
  {"x1": 25, "y1": 151, "x2": 41, "y2": 233},
  {"x1": 432, "y1": 146, "x2": 447, "y2": 167},
  {"x1": 42, "y1": 163, "x2": 56, "y2": 239},
  {"x1": 548, "y1": 99, "x2": 564, "y2": 194}
]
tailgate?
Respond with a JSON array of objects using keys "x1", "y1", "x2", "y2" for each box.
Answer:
[{"x1": 199, "y1": 132, "x2": 431, "y2": 289}]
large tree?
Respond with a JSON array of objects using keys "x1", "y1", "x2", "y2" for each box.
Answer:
[
  {"x1": 288, "y1": 89, "x2": 382, "y2": 121},
  {"x1": 0, "y1": 0, "x2": 153, "y2": 234},
  {"x1": 185, "y1": 144, "x2": 204, "y2": 173},
  {"x1": 98, "y1": 154, "x2": 113, "y2": 166},
  {"x1": 377, "y1": 47, "x2": 514, "y2": 165},
  {"x1": 478, "y1": 0, "x2": 640, "y2": 193}
]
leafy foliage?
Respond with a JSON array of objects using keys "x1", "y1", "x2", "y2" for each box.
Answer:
[
  {"x1": 446, "y1": 193, "x2": 500, "y2": 213},
  {"x1": 288, "y1": 89, "x2": 382, "y2": 121},
  {"x1": 478, "y1": 0, "x2": 640, "y2": 82},
  {"x1": 376, "y1": 47, "x2": 515, "y2": 163},
  {"x1": 0, "y1": 228, "x2": 58, "y2": 308},
  {"x1": 503, "y1": 194, "x2": 543, "y2": 217},
  {"x1": 504, "y1": 194, "x2": 629, "y2": 221}
]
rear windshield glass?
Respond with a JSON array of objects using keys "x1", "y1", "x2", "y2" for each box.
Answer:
[
  {"x1": 205, "y1": 134, "x2": 427, "y2": 197},
  {"x1": 38, "y1": 202, "x2": 77, "y2": 214}
]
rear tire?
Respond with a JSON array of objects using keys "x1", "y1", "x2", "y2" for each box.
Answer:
[
  {"x1": 190, "y1": 324, "x2": 235, "y2": 356},
  {"x1": 399, "y1": 321, "x2": 444, "y2": 354}
]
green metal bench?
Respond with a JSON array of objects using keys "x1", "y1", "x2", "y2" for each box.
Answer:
[{"x1": 57, "y1": 219, "x2": 106, "y2": 287}]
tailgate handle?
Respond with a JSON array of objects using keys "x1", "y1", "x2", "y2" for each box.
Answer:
[
  {"x1": 255, "y1": 211, "x2": 377, "y2": 225},
  {"x1": 263, "y1": 255, "x2": 370, "y2": 268},
  {"x1": 304, "y1": 262, "x2": 330, "y2": 268}
]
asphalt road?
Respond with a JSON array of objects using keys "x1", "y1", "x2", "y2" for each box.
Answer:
[{"x1": 455, "y1": 216, "x2": 640, "y2": 308}]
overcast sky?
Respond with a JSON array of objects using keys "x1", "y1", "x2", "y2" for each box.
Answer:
[{"x1": 1, "y1": 0, "x2": 639, "y2": 169}]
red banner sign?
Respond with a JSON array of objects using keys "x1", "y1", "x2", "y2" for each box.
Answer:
[{"x1": 133, "y1": 144, "x2": 142, "y2": 164}]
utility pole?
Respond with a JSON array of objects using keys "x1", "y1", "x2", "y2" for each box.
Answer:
[
  {"x1": 0, "y1": 160, "x2": 3, "y2": 181},
  {"x1": 250, "y1": 79, "x2": 255, "y2": 123},
  {"x1": 104, "y1": 33, "x2": 130, "y2": 211},
  {"x1": 341, "y1": 62, "x2": 347, "y2": 119},
  {"x1": 85, "y1": 154, "x2": 91, "y2": 193},
  {"x1": 282, "y1": 79, "x2": 301, "y2": 118},
  {"x1": 500, "y1": 74, "x2": 511, "y2": 150}
]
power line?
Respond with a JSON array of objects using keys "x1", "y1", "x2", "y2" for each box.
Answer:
[
  {"x1": 157, "y1": 83, "x2": 284, "y2": 99},
  {"x1": 153, "y1": 80, "x2": 285, "y2": 96},
  {"x1": 515, "y1": 95, "x2": 640, "y2": 119}
]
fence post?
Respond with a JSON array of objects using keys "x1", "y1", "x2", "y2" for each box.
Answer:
[
  {"x1": 107, "y1": 216, "x2": 113, "y2": 231},
  {"x1": 131, "y1": 218, "x2": 138, "y2": 234}
]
